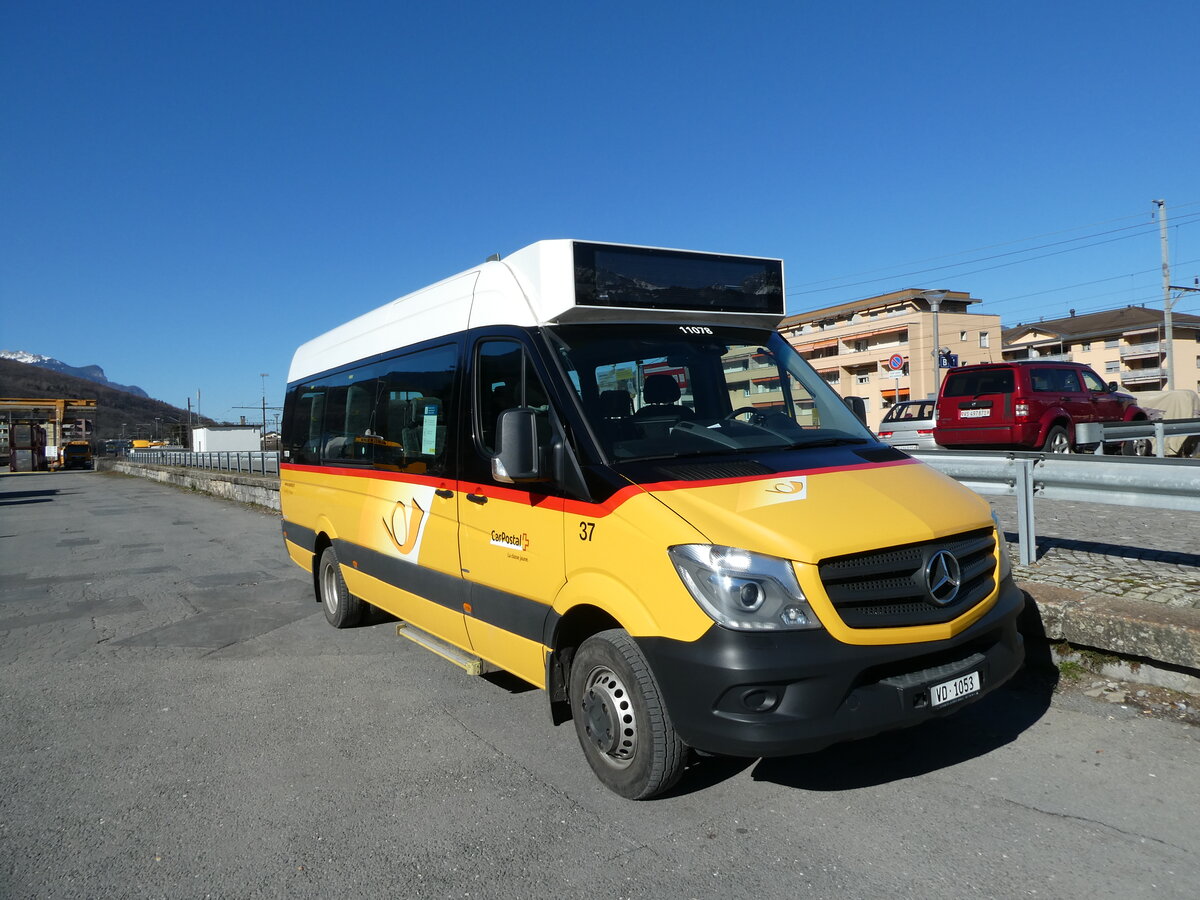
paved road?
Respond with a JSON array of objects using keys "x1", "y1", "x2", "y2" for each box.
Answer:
[{"x1": 2, "y1": 471, "x2": 1198, "y2": 899}]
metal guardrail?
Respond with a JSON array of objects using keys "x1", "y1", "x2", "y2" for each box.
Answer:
[
  {"x1": 1074, "y1": 417, "x2": 1200, "y2": 457},
  {"x1": 911, "y1": 450, "x2": 1200, "y2": 566},
  {"x1": 128, "y1": 449, "x2": 280, "y2": 475}
]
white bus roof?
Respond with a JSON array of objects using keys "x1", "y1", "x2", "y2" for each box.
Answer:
[{"x1": 288, "y1": 239, "x2": 785, "y2": 383}]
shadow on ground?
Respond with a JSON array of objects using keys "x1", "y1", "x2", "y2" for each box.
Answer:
[{"x1": 666, "y1": 592, "x2": 1059, "y2": 798}]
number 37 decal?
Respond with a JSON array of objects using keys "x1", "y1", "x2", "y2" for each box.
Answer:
[{"x1": 579, "y1": 521, "x2": 596, "y2": 541}]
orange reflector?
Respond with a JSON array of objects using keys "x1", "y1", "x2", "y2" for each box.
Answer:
[
  {"x1": 352, "y1": 561, "x2": 359, "y2": 568},
  {"x1": 463, "y1": 602, "x2": 473, "y2": 614}
]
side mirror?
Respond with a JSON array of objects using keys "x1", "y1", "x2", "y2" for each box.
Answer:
[
  {"x1": 842, "y1": 395, "x2": 867, "y2": 425},
  {"x1": 1107, "y1": 381, "x2": 1119, "y2": 393},
  {"x1": 491, "y1": 408, "x2": 548, "y2": 483}
]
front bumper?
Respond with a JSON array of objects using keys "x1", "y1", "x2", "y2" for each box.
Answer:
[{"x1": 637, "y1": 575, "x2": 1025, "y2": 758}]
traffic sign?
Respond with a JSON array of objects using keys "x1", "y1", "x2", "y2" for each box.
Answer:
[{"x1": 887, "y1": 354, "x2": 905, "y2": 371}]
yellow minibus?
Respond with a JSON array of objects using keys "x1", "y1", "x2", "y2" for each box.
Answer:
[{"x1": 281, "y1": 240, "x2": 1024, "y2": 799}]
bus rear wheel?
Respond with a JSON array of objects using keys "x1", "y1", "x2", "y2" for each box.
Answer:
[
  {"x1": 317, "y1": 545, "x2": 366, "y2": 628},
  {"x1": 568, "y1": 629, "x2": 686, "y2": 800}
]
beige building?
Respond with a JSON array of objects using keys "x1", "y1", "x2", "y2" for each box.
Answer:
[
  {"x1": 1002, "y1": 306, "x2": 1200, "y2": 394},
  {"x1": 778, "y1": 289, "x2": 1001, "y2": 429}
]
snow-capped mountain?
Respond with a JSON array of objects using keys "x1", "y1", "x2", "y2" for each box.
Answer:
[{"x1": 0, "y1": 350, "x2": 149, "y2": 398}]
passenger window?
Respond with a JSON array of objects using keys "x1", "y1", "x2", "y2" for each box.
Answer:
[
  {"x1": 1081, "y1": 370, "x2": 1106, "y2": 392},
  {"x1": 374, "y1": 345, "x2": 458, "y2": 475},
  {"x1": 281, "y1": 344, "x2": 457, "y2": 475},
  {"x1": 476, "y1": 339, "x2": 550, "y2": 455},
  {"x1": 284, "y1": 388, "x2": 326, "y2": 465},
  {"x1": 1030, "y1": 369, "x2": 1055, "y2": 393}
]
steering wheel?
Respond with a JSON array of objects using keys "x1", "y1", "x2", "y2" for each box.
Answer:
[{"x1": 725, "y1": 406, "x2": 765, "y2": 424}]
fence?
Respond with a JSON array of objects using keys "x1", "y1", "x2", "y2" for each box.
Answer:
[
  {"x1": 911, "y1": 449, "x2": 1200, "y2": 565},
  {"x1": 127, "y1": 449, "x2": 279, "y2": 476},
  {"x1": 1074, "y1": 417, "x2": 1200, "y2": 457}
]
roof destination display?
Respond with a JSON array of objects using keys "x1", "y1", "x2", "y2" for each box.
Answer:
[{"x1": 573, "y1": 241, "x2": 784, "y2": 315}]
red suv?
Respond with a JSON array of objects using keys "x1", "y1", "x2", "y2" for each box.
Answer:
[{"x1": 934, "y1": 361, "x2": 1147, "y2": 452}]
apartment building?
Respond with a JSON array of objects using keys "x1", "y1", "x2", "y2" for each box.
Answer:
[
  {"x1": 1002, "y1": 306, "x2": 1200, "y2": 394},
  {"x1": 777, "y1": 289, "x2": 1001, "y2": 428}
]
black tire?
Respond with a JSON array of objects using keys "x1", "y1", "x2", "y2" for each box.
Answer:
[
  {"x1": 568, "y1": 629, "x2": 686, "y2": 800},
  {"x1": 317, "y1": 545, "x2": 366, "y2": 628},
  {"x1": 1120, "y1": 438, "x2": 1152, "y2": 457},
  {"x1": 1042, "y1": 425, "x2": 1071, "y2": 454}
]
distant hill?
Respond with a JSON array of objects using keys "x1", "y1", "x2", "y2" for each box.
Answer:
[
  {"x1": 0, "y1": 350, "x2": 150, "y2": 398},
  {"x1": 0, "y1": 357, "x2": 217, "y2": 443}
]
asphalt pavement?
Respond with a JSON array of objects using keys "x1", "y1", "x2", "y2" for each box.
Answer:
[{"x1": 1, "y1": 470, "x2": 1198, "y2": 899}]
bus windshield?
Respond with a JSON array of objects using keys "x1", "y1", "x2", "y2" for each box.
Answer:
[{"x1": 543, "y1": 324, "x2": 874, "y2": 462}]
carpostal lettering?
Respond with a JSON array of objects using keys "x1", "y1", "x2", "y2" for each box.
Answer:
[
  {"x1": 280, "y1": 238, "x2": 1024, "y2": 802},
  {"x1": 489, "y1": 530, "x2": 530, "y2": 552}
]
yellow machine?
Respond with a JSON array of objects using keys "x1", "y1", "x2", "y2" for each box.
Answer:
[
  {"x1": 1, "y1": 398, "x2": 95, "y2": 471},
  {"x1": 280, "y1": 240, "x2": 1024, "y2": 799}
]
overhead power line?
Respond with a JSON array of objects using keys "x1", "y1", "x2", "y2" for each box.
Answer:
[{"x1": 788, "y1": 211, "x2": 1200, "y2": 298}]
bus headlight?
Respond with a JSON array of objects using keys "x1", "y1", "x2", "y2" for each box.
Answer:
[
  {"x1": 668, "y1": 545, "x2": 822, "y2": 631},
  {"x1": 991, "y1": 511, "x2": 1013, "y2": 581}
]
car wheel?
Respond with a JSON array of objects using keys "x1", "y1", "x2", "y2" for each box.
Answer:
[
  {"x1": 1042, "y1": 425, "x2": 1071, "y2": 454},
  {"x1": 1120, "y1": 438, "x2": 1152, "y2": 457},
  {"x1": 317, "y1": 545, "x2": 366, "y2": 628},
  {"x1": 569, "y1": 629, "x2": 687, "y2": 800}
]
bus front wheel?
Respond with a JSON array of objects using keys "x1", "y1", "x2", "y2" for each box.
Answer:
[{"x1": 568, "y1": 629, "x2": 687, "y2": 800}]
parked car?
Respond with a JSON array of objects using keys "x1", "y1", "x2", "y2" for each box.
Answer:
[
  {"x1": 933, "y1": 361, "x2": 1147, "y2": 453},
  {"x1": 877, "y1": 400, "x2": 939, "y2": 450}
]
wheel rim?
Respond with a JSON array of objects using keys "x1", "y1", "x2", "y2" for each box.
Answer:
[
  {"x1": 1048, "y1": 432, "x2": 1070, "y2": 453},
  {"x1": 320, "y1": 559, "x2": 340, "y2": 616},
  {"x1": 580, "y1": 665, "x2": 637, "y2": 768}
]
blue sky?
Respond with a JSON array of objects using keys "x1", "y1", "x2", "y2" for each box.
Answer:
[{"x1": 3, "y1": 1, "x2": 1198, "y2": 424}]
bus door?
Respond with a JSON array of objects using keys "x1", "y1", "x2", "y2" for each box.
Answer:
[{"x1": 457, "y1": 335, "x2": 567, "y2": 686}]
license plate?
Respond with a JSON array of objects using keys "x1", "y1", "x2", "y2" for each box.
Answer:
[
  {"x1": 931, "y1": 671, "x2": 981, "y2": 707},
  {"x1": 959, "y1": 408, "x2": 989, "y2": 419},
  {"x1": 895, "y1": 443, "x2": 919, "y2": 450}
]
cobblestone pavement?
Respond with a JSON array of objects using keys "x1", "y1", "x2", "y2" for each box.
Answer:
[{"x1": 987, "y1": 495, "x2": 1200, "y2": 609}]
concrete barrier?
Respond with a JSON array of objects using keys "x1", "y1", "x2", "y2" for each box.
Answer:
[{"x1": 108, "y1": 459, "x2": 280, "y2": 511}]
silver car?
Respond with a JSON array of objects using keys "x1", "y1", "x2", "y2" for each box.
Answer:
[{"x1": 877, "y1": 400, "x2": 939, "y2": 450}]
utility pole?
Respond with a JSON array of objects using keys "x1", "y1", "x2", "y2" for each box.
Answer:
[
  {"x1": 1154, "y1": 200, "x2": 1174, "y2": 389},
  {"x1": 259, "y1": 373, "x2": 269, "y2": 438}
]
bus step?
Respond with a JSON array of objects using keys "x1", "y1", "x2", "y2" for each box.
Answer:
[{"x1": 394, "y1": 622, "x2": 499, "y2": 676}]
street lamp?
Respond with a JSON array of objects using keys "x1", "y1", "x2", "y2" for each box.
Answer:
[{"x1": 920, "y1": 290, "x2": 948, "y2": 399}]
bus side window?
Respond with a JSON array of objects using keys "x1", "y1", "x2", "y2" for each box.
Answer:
[
  {"x1": 376, "y1": 343, "x2": 458, "y2": 475},
  {"x1": 282, "y1": 387, "x2": 325, "y2": 465},
  {"x1": 475, "y1": 339, "x2": 550, "y2": 457}
]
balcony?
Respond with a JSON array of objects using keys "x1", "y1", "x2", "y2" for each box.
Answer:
[
  {"x1": 1120, "y1": 367, "x2": 1166, "y2": 385},
  {"x1": 1119, "y1": 342, "x2": 1163, "y2": 360}
]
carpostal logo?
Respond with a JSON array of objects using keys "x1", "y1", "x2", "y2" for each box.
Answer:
[{"x1": 490, "y1": 529, "x2": 531, "y2": 552}]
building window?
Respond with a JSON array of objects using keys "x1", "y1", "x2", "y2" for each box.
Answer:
[
  {"x1": 852, "y1": 339, "x2": 867, "y2": 353},
  {"x1": 979, "y1": 332, "x2": 990, "y2": 349},
  {"x1": 824, "y1": 372, "x2": 840, "y2": 386},
  {"x1": 1081, "y1": 341, "x2": 1092, "y2": 352},
  {"x1": 960, "y1": 331, "x2": 968, "y2": 341},
  {"x1": 855, "y1": 371, "x2": 871, "y2": 385},
  {"x1": 1105, "y1": 338, "x2": 1119, "y2": 349},
  {"x1": 1105, "y1": 360, "x2": 1120, "y2": 373}
]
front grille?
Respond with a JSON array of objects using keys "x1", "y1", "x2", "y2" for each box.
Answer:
[{"x1": 818, "y1": 527, "x2": 996, "y2": 628}]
